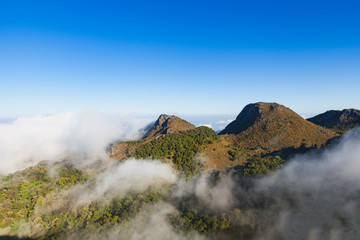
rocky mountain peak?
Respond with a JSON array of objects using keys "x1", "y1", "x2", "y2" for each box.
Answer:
[{"x1": 143, "y1": 114, "x2": 196, "y2": 139}]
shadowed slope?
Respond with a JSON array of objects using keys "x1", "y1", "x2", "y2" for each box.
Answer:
[{"x1": 308, "y1": 109, "x2": 360, "y2": 133}]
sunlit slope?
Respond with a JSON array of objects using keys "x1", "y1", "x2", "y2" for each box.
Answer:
[{"x1": 220, "y1": 102, "x2": 337, "y2": 151}]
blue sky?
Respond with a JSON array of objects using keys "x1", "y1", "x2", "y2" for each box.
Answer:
[{"x1": 1, "y1": 0, "x2": 360, "y2": 120}]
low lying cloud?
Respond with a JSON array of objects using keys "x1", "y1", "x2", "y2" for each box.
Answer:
[
  {"x1": 168, "y1": 128, "x2": 360, "y2": 239},
  {"x1": 66, "y1": 202, "x2": 204, "y2": 240},
  {"x1": 0, "y1": 112, "x2": 151, "y2": 174},
  {"x1": 175, "y1": 174, "x2": 236, "y2": 212},
  {"x1": 75, "y1": 159, "x2": 178, "y2": 204},
  {"x1": 230, "y1": 128, "x2": 360, "y2": 240}
]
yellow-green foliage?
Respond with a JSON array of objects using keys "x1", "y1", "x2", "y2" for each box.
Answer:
[
  {"x1": 0, "y1": 162, "x2": 87, "y2": 230},
  {"x1": 0, "y1": 161, "x2": 168, "y2": 239},
  {"x1": 31, "y1": 191, "x2": 166, "y2": 239}
]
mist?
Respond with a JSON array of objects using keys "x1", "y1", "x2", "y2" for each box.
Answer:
[
  {"x1": 74, "y1": 158, "x2": 178, "y2": 204},
  {"x1": 0, "y1": 112, "x2": 151, "y2": 174},
  {"x1": 248, "y1": 128, "x2": 360, "y2": 240},
  {"x1": 166, "y1": 128, "x2": 360, "y2": 239}
]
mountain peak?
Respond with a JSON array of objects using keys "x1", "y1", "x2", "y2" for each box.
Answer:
[
  {"x1": 220, "y1": 102, "x2": 285, "y2": 135},
  {"x1": 143, "y1": 114, "x2": 196, "y2": 139},
  {"x1": 220, "y1": 102, "x2": 336, "y2": 151}
]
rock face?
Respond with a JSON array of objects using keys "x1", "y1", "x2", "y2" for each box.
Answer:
[
  {"x1": 307, "y1": 109, "x2": 360, "y2": 132},
  {"x1": 143, "y1": 114, "x2": 196, "y2": 139},
  {"x1": 219, "y1": 103, "x2": 261, "y2": 135},
  {"x1": 220, "y1": 102, "x2": 337, "y2": 151}
]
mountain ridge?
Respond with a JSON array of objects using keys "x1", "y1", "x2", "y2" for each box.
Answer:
[{"x1": 308, "y1": 108, "x2": 360, "y2": 133}]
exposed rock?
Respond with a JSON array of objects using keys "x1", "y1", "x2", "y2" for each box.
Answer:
[{"x1": 143, "y1": 114, "x2": 196, "y2": 139}]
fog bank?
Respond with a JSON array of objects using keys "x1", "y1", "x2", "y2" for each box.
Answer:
[{"x1": 0, "y1": 112, "x2": 151, "y2": 174}]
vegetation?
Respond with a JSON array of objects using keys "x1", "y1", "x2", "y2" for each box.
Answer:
[
  {"x1": 144, "y1": 114, "x2": 196, "y2": 139},
  {"x1": 133, "y1": 126, "x2": 219, "y2": 178},
  {"x1": 0, "y1": 162, "x2": 88, "y2": 230},
  {"x1": 170, "y1": 205, "x2": 230, "y2": 234},
  {"x1": 220, "y1": 102, "x2": 337, "y2": 152},
  {"x1": 225, "y1": 155, "x2": 284, "y2": 177},
  {"x1": 0, "y1": 161, "x2": 169, "y2": 239},
  {"x1": 228, "y1": 147, "x2": 243, "y2": 161},
  {"x1": 242, "y1": 155, "x2": 284, "y2": 177},
  {"x1": 3, "y1": 105, "x2": 346, "y2": 239},
  {"x1": 0, "y1": 155, "x2": 284, "y2": 239},
  {"x1": 28, "y1": 190, "x2": 166, "y2": 239}
]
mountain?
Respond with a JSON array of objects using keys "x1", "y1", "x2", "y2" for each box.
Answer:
[
  {"x1": 143, "y1": 114, "x2": 196, "y2": 139},
  {"x1": 307, "y1": 109, "x2": 360, "y2": 133},
  {"x1": 110, "y1": 114, "x2": 198, "y2": 162},
  {"x1": 219, "y1": 102, "x2": 337, "y2": 151}
]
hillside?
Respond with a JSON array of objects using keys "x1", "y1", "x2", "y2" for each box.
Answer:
[
  {"x1": 219, "y1": 102, "x2": 337, "y2": 152},
  {"x1": 2, "y1": 105, "x2": 356, "y2": 239},
  {"x1": 307, "y1": 109, "x2": 360, "y2": 133},
  {"x1": 143, "y1": 114, "x2": 196, "y2": 139},
  {"x1": 110, "y1": 111, "x2": 287, "y2": 173},
  {"x1": 111, "y1": 125, "x2": 219, "y2": 177},
  {"x1": 110, "y1": 103, "x2": 341, "y2": 172},
  {"x1": 110, "y1": 114, "x2": 199, "y2": 165}
]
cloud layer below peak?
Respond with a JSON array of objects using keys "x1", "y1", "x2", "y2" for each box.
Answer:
[{"x1": 0, "y1": 112, "x2": 151, "y2": 174}]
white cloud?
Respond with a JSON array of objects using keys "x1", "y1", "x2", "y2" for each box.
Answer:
[
  {"x1": 175, "y1": 174, "x2": 236, "y2": 211},
  {"x1": 74, "y1": 159, "x2": 178, "y2": 204},
  {"x1": 215, "y1": 119, "x2": 233, "y2": 125},
  {"x1": 0, "y1": 112, "x2": 151, "y2": 174},
  {"x1": 197, "y1": 123, "x2": 213, "y2": 128},
  {"x1": 197, "y1": 119, "x2": 233, "y2": 131}
]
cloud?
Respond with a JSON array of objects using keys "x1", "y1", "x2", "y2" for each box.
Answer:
[
  {"x1": 74, "y1": 158, "x2": 178, "y2": 204},
  {"x1": 106, "y1": 203, "x2": 204, "y2": 240},
  {"x1": 66, "y1": 202, "x2": 204, "y2": 240},
  {"x1": 0, "y1": 112, "x2": 151, "y2": 174},
  {"x1": 215, "y1": 119, "x2": 233, "y2": 125},
  {"x1": 171, "y1": 128, "x2": 360, "y2": 239},
  {"x1": 197, "y1": 123, "x2": 213, "y2": 129},
  {"x1": 3, "y1": 110, "x2": 360, "y2": 239},
  {"x1": 239, "y1": 128, "x2": 360, "y2": 240},
  {"x1": 174, "y1": 173, "x2": 236, "y2": 212}
]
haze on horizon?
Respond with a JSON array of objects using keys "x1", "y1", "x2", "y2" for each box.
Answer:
[{"x1": 1, "y1": 0, "x2": 360, "y2": 119}]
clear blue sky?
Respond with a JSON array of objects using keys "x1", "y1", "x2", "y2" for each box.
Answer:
[{"x1": 1, "y1": 0, "x2": 360, "y2": 119}]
